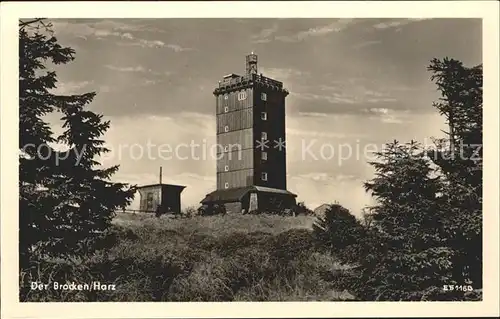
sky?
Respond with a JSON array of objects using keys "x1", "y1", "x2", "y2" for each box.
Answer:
[{"x1": 44, "y1": 18, "x2": 482, "y2": 215}]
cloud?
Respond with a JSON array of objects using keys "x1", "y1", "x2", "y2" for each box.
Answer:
[
  {"x1": 353, "y1": 40, "x2": 382, "y2": 49},
  {"x1": 92, "y1": 65, "x2": 170, "y2": 94},
  {"x1": 121, "y1": 32, "x2": 134, "y2": 40},
  {"x1": 275, "y1": 19, "x2": 354, "y2": 43},
  {"x1": 99, "y1": 86, "x2": 112, "y2": 93},
  {"x1": 295, "y1": 92, "x2": 356, "y2": 104},
  {"x1": 126, "y1": 39, "x2": 159, "y2": 48},
  {"x1": 286, "y1": 113, "x2": 369, "y2": 140},
  {"x1": 250, "y1": 19, "x2": 356, "y2": 44},
  {"x1": 51, "y1": 19, "x2": 193, "y2": 52},
  {"x1": 92, "y1": 20, "x2": 167, "y2": 33},
  {"x1": 290, "y1": 78, "x2": 401, "y2": 112},
  {"x1": 365, "y1": 108, "x2": 411, "y2": 124},
  {"x1": 166, "y1": 44, "x2": 194, "y2": 52},
  {"x1": 287, "y1": 127, "x2": 351, "y2": 139},
  {"x1": 177, "y1": 112, "x2": 214, "y2": 121},
  {"x1": 104, "y1": 65, "x2": 147, "y2": 73},
  {"x1": 372, "y1": 18, "x2": 431, "y2": 30},
  {"x1": 296, "y1": 173, "x2": 357, "y2": 183},
  {"x1": 296, "y1": 112, "x2": 329, "y2": 118},
  {"x1": 251, "y1": 23, "x2": 279, "y2": 43},
  {"x1": 288, "y1": 173, "x2": 374, "y2": 215},
  {"x1": 293, "y1": 90, "x2": 391, "y2": 105},
  {"x1": 118, "y1": 39, "x2": 193, "y2": 52},
  {"x1": 85, "y1": 112, "x2": 218, "y2": 210},
  {"x1": 50, "y1": 80, "x2": 93, "y2": 95},
  {"x1": 93, "y1": 29, "x2": 133, "y2": 40},
  {"x1": 139, "y1": 79, "x2": 157, "y2": 86},
  {"x1": 52, "y1": 20, "x2": 135, "y2": 41},
  {"x1": 368, "y1": 108, "x2": 390, "y2": 115},
  {"x1": 103, "y1": 65, "x2": 172, "y2": 79},
  {"x1": 51, "y1": 19, "x2": 164, "y2": 38},
  {"x1": 259, "y1": 67, "x2": 308, "y2": 81}
]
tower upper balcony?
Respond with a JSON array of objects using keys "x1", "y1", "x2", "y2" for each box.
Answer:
[{"x1": 214, "y1": 72, "x2": 288, "y2": 95}]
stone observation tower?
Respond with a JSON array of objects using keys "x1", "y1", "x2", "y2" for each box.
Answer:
[{"x1": 200, "y1": 53, "x2": 297, "y2": 213}]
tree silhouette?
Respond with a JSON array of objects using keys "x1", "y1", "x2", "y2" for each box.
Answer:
[
  {"x1": 354, "y1": 58, "x2": 483, "y2": 300},
  {"x1": 360, "y1": 140, "x2": 451, "y2": 300},
  {"x1": 427, "y1": 58, "x2": 483, "y2": 289},
  {"x1": 19, "y1": 19, "x2": 136, "y2": 266},
  {"x1": 317, "y1": 58, "x2": 483, "y2": 301}
]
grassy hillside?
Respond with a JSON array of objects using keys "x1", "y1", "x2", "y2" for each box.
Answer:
[
  {"x1": 21, "y1": 212, "x2": 355, "y2": 301},
  {"x1": 113, "y1": 211, "x2": 316, "y2": 235}
]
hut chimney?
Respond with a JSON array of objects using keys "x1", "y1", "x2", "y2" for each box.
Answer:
[{"x1": 159, "y1": 166, "x2": 162, "y2": 184}]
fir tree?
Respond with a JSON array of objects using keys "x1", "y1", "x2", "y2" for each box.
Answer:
[
  {"x1": 360, "y1": 140, "x2": 452, "y2": 300},
  {"x1": 333, "y1": 58, "x2": 483, "y2": 301},
  {"x1": 427, "y1": 58, "x2": 483, "y2": 289},
  {"x1": 19, "y1": 19, "x2": 136, "y2": 266}
]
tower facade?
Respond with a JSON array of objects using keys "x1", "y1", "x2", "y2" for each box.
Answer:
[{"x1": 201, "y1": 54, "x2": 296, "y2": 213}]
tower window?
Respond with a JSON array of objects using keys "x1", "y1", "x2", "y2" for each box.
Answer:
[
  {"x1": 261, "y1": 132, "x2": 268, "y2": 140},
  {"x1": 224, "y1": 165, "x2": 229, "y2": 172},
  {"x1": 238, "y1": 92, "x2": 247, "y2": 101},
  {"x1": 261, "y1": 92, "x2": 267, "y2": 101},
  {"x1": 224, "y1": 106, "x2": 229, "y2": 113},
  {"x1": 261, "y1": 152, "x2": 267, "y2": 160},
  {"x1": 224, "y1": 182, "x2": 229, "y2": 189},
  {"x1": 224, "y1": 95, "x2": 229, "y2": 100},
  {"x1": 224, "y1": 125, "x2": 229, "y2": 132},
  {"x1": 261, "y1": 112, "x2": 267, "y2": 120},
  {"x1": 261, "y1": 172, "x2": 268, "y2": 181},
  {"x1": 224, "y1": 145, "x2": 229, "y2": 152}
]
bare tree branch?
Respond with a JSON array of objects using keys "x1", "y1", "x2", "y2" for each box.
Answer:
[
  {"x1": 19, "y1": 18, "x2": 45, "y2": 28},
  {"x1": 19, "y1": 18, "x2": 53, "y2": 34}
]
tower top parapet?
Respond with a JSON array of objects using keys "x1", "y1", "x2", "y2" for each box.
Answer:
[{"x1": 213, "y1": 54, "x2": 289, "y2": 96}]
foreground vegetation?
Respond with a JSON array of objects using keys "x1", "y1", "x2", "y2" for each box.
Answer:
[
  {"x1": 19, "y1": 19, "x2": 483, "y2": 302},
  {"x1": 21, "y1": 213, "x2": 357, "y2": 301}
]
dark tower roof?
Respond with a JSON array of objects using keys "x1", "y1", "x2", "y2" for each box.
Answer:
[
  {"x1": 200, "y1": 186, "x2": 296, "y2": 204},
  {"x1": 137, "y1": 183, "x2": 186, "y2": 191}
]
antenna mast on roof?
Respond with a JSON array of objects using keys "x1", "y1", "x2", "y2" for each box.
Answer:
[{"x1": 246, "y1": 52, "x2": 258, "y2": 75}]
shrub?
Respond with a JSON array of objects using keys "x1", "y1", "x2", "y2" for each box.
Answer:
[
  {"x1": 182, "y1": 206, "x2": 198, "y2": 218},
  {"x1": 294, "y1": 201, "x2": 314, "y2": 216},
  {"x1": 198, "y1": 203, "x2": 226, "y2": 216},
  {"x1": 312, "y1": 204, "x2": 365, "y2": 264}
]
